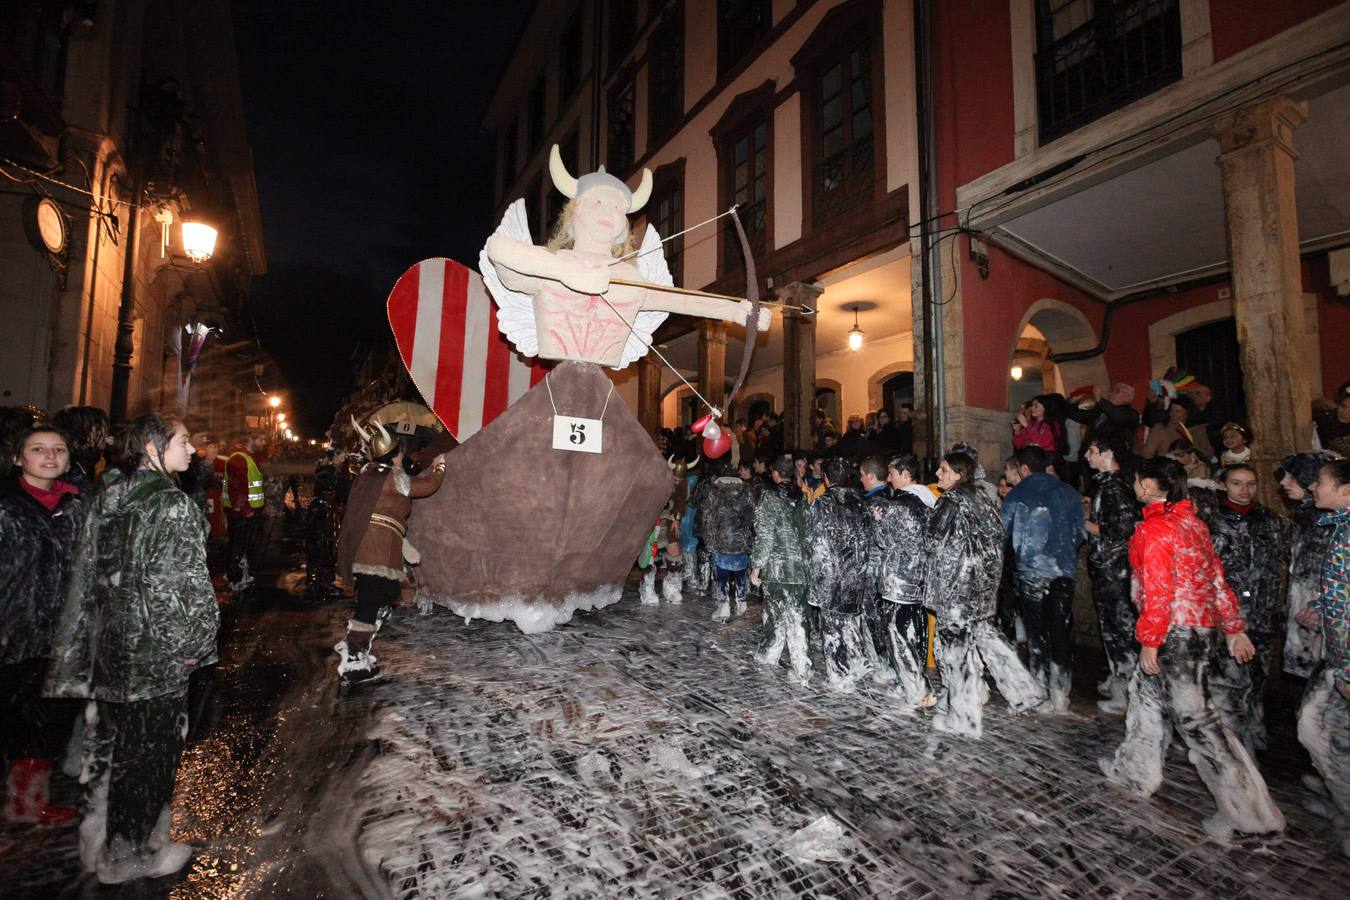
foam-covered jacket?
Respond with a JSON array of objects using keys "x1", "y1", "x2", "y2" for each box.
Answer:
[
  {"x1": 45, "y1": 469, "x2": 219, "y2": 702},
  {"x1": 1315, "y1": 507, "x2": 1350, "y2": 684},
  {"x1": 700, "y1": 476, "x2": 755, "y2": 556},
  {"x1": 923, "y1": 483, "x2": 1004, "y2": 625},
  {"x1": 750, "y1": 481, "x2": 808, "y2": 585},
  {"x1": 805, "y1": 485, "x2": 870, "y2": 614},
  {"x1": 1199, "y1": 499, "x2": 1290, "y2": 635},
  {"x1": 1087, "y1": 469, "x2": 1140, "y2": 576},
  {"x1": 1130, "y1": 499, "x2": 1245, "y2": 649},
  {"x1": 1000, "y1": 472, "x2": 1086, "y2": 578},
  {"x1": 867, "y1": 487, "x2": 931, "y2": 602},
  {"x1": 1291, "y1": 499, "x2": 1336, "y2": 602},
  {"x1": 0, "y1": 478, "x2": 83, "y2": 666}
]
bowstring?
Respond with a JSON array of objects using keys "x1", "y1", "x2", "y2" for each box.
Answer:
[{"x1": 610, "y1": 205, "x2": 739, "y2": 266}]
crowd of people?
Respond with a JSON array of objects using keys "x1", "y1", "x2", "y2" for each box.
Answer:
[
  {"x1": 641, "y1": 377, "x2": 1350, "y2": 849},
  {"x1": 1, "y1": 377, "x2": 1348, "y2": 884},
  {"x1": 0, "y1": 402, "x2": 309, "y2": 884}
]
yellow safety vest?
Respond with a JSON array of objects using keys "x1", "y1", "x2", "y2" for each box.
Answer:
[{"x1": 222, "y1": 451, "x2": 265, "y2": 509}]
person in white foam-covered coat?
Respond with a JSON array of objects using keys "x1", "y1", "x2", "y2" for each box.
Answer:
[
  {"x1": 923, "y1": 451, "x2": 1044, "y2": 739},
  {"x1": 1099, "y1": 456, "x2": 1284, "y2": 844}
]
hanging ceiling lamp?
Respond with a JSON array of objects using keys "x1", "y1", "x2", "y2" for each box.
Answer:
[{"x1": 847, "y1": 305, "x2": 863, "y2": 351}]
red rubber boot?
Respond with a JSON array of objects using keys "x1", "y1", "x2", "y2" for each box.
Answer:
[{"x1": 3, "y1": 758, "x2": 77, "y2": 826}]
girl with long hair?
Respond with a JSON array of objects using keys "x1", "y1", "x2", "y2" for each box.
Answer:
[
  {"x1": 45, "y1": 414, "x2": 220, "y2": 883},
  {"x1": 1099, "y1": 456, "x2": 1284, "y2": 842},
  {"x1": 1, "y1": 425, "x2": 83, "y2": 826}
]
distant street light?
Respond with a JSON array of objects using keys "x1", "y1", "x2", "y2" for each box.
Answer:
[
  {"x1": 277, "y1": 412, "x2": 287, "y2": 422},
  {"x1": 268, "y1": 395, "x2": 281, "y2": 408}
]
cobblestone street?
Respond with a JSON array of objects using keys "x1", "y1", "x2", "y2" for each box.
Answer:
[
  {"x1": 360, "y1": 585, "x2": 1350, "y2": 899},
  {"x1": 3, "y1": 563, "x2": 1349, "y2": 898}
]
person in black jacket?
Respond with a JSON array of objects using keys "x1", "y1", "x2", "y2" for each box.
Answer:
[
  {"x1": 1199, "y1": 463, "x2": 1290, "y2": 754},
  {"x1": 1083, "y1": 433, "x2": 1142, "y2": 713},
  {"x1": 1279, "y1": 451, "x2": 1342, "y2": 677},
  {"x1": 699, "y1": 463, "x2": 756, "y2": 622},
  {"x1": 750, "y1": 457, "x2": 811, "y2": 682},
  {"x1": 1067, "y1": 383, "x2": 1139, "y2": 450},
  {"x1": 868, "y1": 455, "x2": 934, "y2": 706},
  {"x1": 806, "y1": 458, "x2": 873, "y2": 690},
  {"x1": 1, "y1": 424, "x2": 83, "y2": 827}
]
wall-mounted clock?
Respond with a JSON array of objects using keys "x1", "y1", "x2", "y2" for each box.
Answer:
[{"x1": 35, "y1": 197, "x2": 68, "y2": 254}]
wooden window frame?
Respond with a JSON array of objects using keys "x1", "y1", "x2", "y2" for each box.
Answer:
[
  {"x1": 792, "y1": 0, "x2": 886, "y2": 231},
  {"x1": 717, "y1": 0, "x2": 773, "y2": 78},
  {"x1": 643, "y1": 158, "x2": 686, "y2": 287},
  {"x1": 647, "y1": 2, "x2": 685, "y2": 149},
  {"x1": 607, "y1": 70, "x2": 637, "y2": 176},
  {"x1": 710, "y1": 80, "x2": 775, "y2": 280}
]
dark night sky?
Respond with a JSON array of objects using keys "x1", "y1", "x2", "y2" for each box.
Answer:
[{"x1": 230, "y1": 1, "x2": 532, "y2": 434}]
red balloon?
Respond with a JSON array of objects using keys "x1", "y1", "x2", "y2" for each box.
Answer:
[
  {"x1": 691, "y1": 412, "x2": 713, "y2": 434},
  {"x1": 703, "y1": 431, "x2": 733, "y2": 459}
]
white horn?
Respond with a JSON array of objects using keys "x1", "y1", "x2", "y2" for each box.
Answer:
[
  {"x1": 374, "y1": 420, "x2": 392, "y2": 445},
  {"x1": 548, "y1": 144, "x2": 578, "y2": 199},
  {"x1": 350, "y1": 415, "x2": 372, "y2": 442},
  {"x1": 688, "y1": 454, "x2": 701, "y2": 470},
  {"x1": 628, "y1": 167, "x2": 653, "y2": 213}
]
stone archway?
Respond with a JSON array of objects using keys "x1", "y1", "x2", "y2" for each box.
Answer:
[
  {"x1": 814, "y1": 378, "x2": 842, "y2": 430},
  {"x1": 1009, "y1": 299, "x2": 1110, "y2": 408},
  {"x1": 868, "y1": 361, "x2": 914, "y2": 412}
]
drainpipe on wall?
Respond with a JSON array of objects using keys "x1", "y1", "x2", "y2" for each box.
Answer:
[{"x1": 914, "y1": 0, "x2": 945, "y2": 456}]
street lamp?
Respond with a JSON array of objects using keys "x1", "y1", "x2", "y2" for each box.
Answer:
[
  {"x1": 1010, "y1": 365, "x2": 1024, "y2": 380},
  {"x1": 268, "y1": 395, "x2": 281, "y2": 409},
  {"x1": 181, "y1": 220, "x2": 218, "y2": 263},
  {"x1": 847, "y1": 306, "x2": 864, "y2": 351},
  {"x1": 277, "y1": 412, "x2": 287, "y2": 422}
]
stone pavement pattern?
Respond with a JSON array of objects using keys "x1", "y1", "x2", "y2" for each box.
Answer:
[
  {"x1": 358, "y1": 588, "x2": 1350, "y2": 899},
  {"x1": 2, "y1": 563, "x2": 1348, "y2": 898}
]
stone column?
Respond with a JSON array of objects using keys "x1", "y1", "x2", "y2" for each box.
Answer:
[
  {"x1": 637, "y1": 356, "x2": 662, "y2": 437},
  {"x1": 779, "y1": 281, "x2": 823, "y2": 451},
  {"x1": 1213, "y1": 96, "x2": 1312, "y2": 506},
  {"x1": 697, "y1": 321, "x2": 727, "y2": 414}
]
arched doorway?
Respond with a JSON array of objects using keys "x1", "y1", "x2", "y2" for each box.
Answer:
[
  {"x1": 1009, "y1": 300, "x2": 1110, "y2": 412},
  {"x1": 882, "y1": 372, "x2": 914, "y2": 417}
]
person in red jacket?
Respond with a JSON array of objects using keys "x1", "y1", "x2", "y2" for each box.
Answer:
[{"x1": 1099, "y1": 456, "x2": 1284, "y2": 844}]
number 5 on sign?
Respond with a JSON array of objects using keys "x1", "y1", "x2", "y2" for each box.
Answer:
[{"x1": 552, "y1": 416, "x2": 603, "y2": 453}]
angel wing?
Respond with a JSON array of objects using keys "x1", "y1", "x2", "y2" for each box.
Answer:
[
  {"x1": 613, "y1": 223, "x2": 672, "y2": 370},
  {"x1": 478, "y1": 198, "x2": 538, "y2": 358}
]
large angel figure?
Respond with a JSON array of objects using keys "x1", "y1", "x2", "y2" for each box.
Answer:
[{"x1": 481, "y1": 145, "x2": 771, "y2": 370}]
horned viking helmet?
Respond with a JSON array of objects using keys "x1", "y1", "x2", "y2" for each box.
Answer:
[
  {"x1": 549, "y1": 144, "x2": 652, "y2": 213},
  {"x1": 351, "y1": 415, "x2": 396, "y2": 461}
]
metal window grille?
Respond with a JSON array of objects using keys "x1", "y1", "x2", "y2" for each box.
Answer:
[
  {"x1": 717, "y1": 0, "x2": 772, "y2": 77},
  {"x1": 1035, "y1": 0, "x2": 1182, "y2": 143},
  {"x1": 812, "y1": 42, "x2": 874, "y2": 225}
]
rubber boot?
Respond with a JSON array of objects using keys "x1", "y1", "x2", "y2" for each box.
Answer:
[
  {"x1": 3, "y1": 757, "x2": 77, "y2": 826},
  {"x1": 335, "y1": 623, "x2": 382, "y2": 685},
  {"x1": 662, "y1": 560, "x2": 684, "y2": 605}
]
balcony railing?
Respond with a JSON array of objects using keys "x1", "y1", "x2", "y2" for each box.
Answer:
[{"x1": 812, "y1": 135, "x2": 874, "y2": 226}]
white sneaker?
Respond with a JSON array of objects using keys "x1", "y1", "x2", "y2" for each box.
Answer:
[{"x1": 148, "y1": 841, "x2": 193, "y2": 877}]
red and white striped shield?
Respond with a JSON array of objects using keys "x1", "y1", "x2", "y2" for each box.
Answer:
[{"x1": 386, "y1": 258, "x2": 547, "y2": 442}]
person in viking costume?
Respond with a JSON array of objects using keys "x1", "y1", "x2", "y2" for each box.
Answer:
[
  {"x1": 336, "y1": 406, "x2": 446, "y2": 685},
  {"x1": 637, "y1": 454, "x2": 698, "y2": 606}
]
